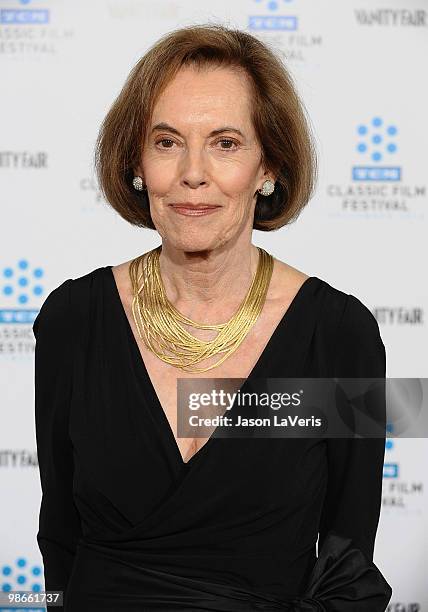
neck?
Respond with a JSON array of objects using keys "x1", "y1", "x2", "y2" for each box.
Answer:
[{"x1": 157, "y1": 239, "x2": 261, "y2": 321}]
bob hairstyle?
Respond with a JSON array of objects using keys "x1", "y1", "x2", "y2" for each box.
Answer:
[{"x1": 94, "y1": 23, "x2": 317, "y2": 232}]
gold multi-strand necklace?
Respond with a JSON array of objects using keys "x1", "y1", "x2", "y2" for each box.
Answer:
[{"x1": 129, "y1": 245, "x2": 274, "y2": 373}]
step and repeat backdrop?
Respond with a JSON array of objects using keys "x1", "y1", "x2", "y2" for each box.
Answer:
[{"x1": 1, "y1": 0, "x2": 427, "y2": 609}]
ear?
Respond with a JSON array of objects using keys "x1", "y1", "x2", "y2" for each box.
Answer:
[{"x1": 263, "y1": 168, "x2": 276, "y2": 183}]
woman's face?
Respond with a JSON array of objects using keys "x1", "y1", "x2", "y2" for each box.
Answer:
[{"x1": 137, "y1": 65, "x2": 271, "y2": 253}]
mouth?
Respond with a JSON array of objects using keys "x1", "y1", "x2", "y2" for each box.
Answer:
[{"x1": 169, "y1": 203, "x2": 221, "y2": 217}]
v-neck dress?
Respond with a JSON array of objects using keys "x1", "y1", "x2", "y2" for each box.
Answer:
[{"x1": 33, "y1": 265, "x2": 393, "y2": 611}]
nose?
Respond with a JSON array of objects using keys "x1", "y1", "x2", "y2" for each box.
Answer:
[{"x1": 180, "y1": 146, "x2": 208, "y2": 189}]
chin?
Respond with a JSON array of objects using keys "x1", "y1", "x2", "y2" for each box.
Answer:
[{"x1": 165, "y1": 238, "x2": 219, "y2": 255}]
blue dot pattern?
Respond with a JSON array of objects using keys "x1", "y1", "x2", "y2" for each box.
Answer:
[
  {"x1": 356, "y1": 116, "x2": 398, "y2": 163},
  {"x1": 2, "y1": 262, "x2": 45, "y2": 304},
  {"x1": 1, "y1": 558, "x2": 44, "y2": 597}
]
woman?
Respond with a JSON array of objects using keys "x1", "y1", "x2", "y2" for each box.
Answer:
[{"x1": 33, "y1": 24, "x2": 392, "y2": 611}]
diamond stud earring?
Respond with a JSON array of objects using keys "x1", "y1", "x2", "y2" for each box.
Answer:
[
  {"x1": 132, "y1": 176, "x2": 146, "y2": 191},
  {"x1": 258, "y1": 179, "x2": 275, "y2": 196}
]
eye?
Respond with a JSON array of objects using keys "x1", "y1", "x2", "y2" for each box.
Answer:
[
  {"x1": 154, "y1": 137, "x2": 240, "y2": 151},
  {"x1": 216, "y1": 138, "x2": 239, "y2": 151},
  {"x1": 155, "y1": 138, "x2": 175, "y2": 148}
]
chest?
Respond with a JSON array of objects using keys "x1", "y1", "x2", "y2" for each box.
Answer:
[{"x1": 127, "y1": 302, "x2": 290, "y2": 464}]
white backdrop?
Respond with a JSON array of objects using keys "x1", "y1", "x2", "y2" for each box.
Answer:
[{"x1": 1, "y1": 0, "x2": 427, "y2": 609}]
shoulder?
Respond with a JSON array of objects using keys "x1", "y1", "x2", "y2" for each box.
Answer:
[
  {"x1": 310, "y1": 277, "x2": 385, "y2": 377},
  {"x1": 32, "y1": 277, "x2": 73, "y2": 337},
  {"x1": 32, "y1": 264, "x2": 109, "y2": 338},
  {"x1": 270, "y1": 257, "x2": 311, "y2": 303},
  {"x1": 273, "y1": 256, "x2": 383, "y2": 348},
  {"x1": 337, "y1": 292, "x2": 381, "y2": 341},
  {"x1": 271, "y1": 256, "x2": 348, "y2": 320},
  {"x1": 284, "y1": 259, "x2": 381, "y2": 341},
  {"x1": 314, "y1": 276, "x2": 381, "y2": 343}
]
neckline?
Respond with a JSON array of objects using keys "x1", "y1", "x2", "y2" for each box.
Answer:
[{"x1": 105, "y1": 265, "x2": 317, "y2": 469}]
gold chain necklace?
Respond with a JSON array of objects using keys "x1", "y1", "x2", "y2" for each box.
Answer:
[{"x1": 129, "y1": 245, "x2": 274, "y2": 373}]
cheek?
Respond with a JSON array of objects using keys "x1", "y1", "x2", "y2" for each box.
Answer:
[
  {"x1": 145, "y1": 162, "x2": 172, "y2": 192},
  {"x1": 217, "y1": 164, "x2": 257, "y2": 192},
  {"x1": 148, "y1": 197, "x2": 168, "y2": 228}
]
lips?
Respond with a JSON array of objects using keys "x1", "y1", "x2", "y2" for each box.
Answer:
[
  {"x1": 170, "y1": 203, "x2": 220, "y2": 209},
  {"x1": 169, "y1": 203, "x2": 221, "y2": 217}
]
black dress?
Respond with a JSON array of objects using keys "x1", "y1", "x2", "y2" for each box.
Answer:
[{"x1": 33, "y1": 264, "x2": 393, "y2": 611}]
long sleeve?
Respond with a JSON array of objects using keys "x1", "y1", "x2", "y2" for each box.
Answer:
[
  {"x1": 33, "y1": 278, "x2": 82, "y2": 609},
  {"x1": 317, "y1": 293, "x2": 387, "y2": 563},
  {"x1": 289, "y1": 292, "x2": 394, "y2": 612}
]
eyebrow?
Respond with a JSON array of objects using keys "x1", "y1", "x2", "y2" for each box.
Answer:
[{"x1": 150, "y1": 122, "x2": 245, "y2": 138}]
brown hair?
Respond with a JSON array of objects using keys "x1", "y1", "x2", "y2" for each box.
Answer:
[{"x1": 94, "y1": 23, "x2": 317, "y2": 231}]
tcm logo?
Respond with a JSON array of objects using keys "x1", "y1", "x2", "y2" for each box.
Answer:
[
  {"x1": 249, "y1": 0, "x2": 297, "y2": 31},
  {"x1": 0, "y1": 259, "x2": 44, "y2": 324},
  {"x1": 0, "y1": 0, "x2": 49, "y2": 25},
  {"x1": 383, "y1": 427, "x2": 399, "y2": 478},
  {"x1": 352, "y1": 116, "x2": 401, "y2": 182}
]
